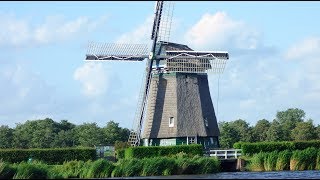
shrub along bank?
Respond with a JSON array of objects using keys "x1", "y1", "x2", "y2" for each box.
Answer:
[
  {"x1": 123, "y1": 144, "x2": 203, "y2": 159},
  {"x1": 234, "y1": 140, "x2": 320, "y2": 155},
  {"x1": 0, "y1": 152, "x2": 220, "y2": 179},
  {"x1": 0, "y1": 148, "x2": 96, "y2": 164},
  {"x1": 246, "y1": 147, "x2": 320, "y2": 171}
]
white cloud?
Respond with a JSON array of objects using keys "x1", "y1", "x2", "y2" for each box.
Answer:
[
  {"x1": 284, "y1": 37, "x2": 320, "y2": 60},
  {"x1": 211, "y1": 36, "x2": 320, "y2": 125},
  {"x1": 0, "y1": 13, "x2": 108, "y2": 47},
  {"x1": 116, "y1": 15, "x2": 154, "y2": 45},
  {"x1": 284, "y1": 37, "x2": 320, "y2": 104},
  {"x1": 184, "y1": 11, "x2": 260, "y2": 51},
  {"x1": 73, "y1": 63, "x2": 108, "y2": 97},
  {"x1": 0, "y1": 62, "x2": 58, "y2": 126}
]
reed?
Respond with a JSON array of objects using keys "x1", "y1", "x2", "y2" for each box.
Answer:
[
  {"x1": 0, "y1": 161, "x2": 16, "y2": 179},
  {"x1": 275, "y1": 150, "x2": 292, "y2": 171},
  {"x1": 59, "y1": 160, "x2": 86, "y2": 178},
  {"x1": 263, "y1": 151, "x2": 278, "y2": 171},
  {"x1": 141, "y1": 156, "x2": 177, "y2": 176},
  {"x1": 290, "y1": 148, "x2": 317, "y2": 171},
  {"x1": 85, "y1": 159, "x2": 115, "y2": 178},
  {"x1": 247, "y1": 152, "x2": 266, "y2": 171},
  {"x1": 316, "y1": 149, "x2": 320, "y2": 170},
  {"x1": 111, "y1": 158, "x2": 143, "y2": 177},
  {"x1": 195, "y1": 156, "x2": 220, "y2": 174},
  {"x1": 12, "y1": 161, "x2": 48, "y2": 179}
]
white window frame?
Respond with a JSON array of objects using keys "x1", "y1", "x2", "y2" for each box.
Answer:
[{"x1": 169, "y1": 117, "x2": 174, "y2": 127}]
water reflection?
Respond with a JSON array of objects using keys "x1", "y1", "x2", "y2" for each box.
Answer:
[{"x1": 118, "y1": 170, "x2": 320, "y2": 179}]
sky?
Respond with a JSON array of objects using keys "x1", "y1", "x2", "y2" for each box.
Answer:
[{"x1": 1, "y1": 1, "x2": 320, "y2": 129}]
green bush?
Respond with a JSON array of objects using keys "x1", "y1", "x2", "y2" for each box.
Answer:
[
  {"x1": 0, "y1": 148, "x2": 96, "y2": 164},
  {"x1": 233, "y1": 142, "x2": 245, "y2": 149},
  {"x1": 292, "y1": 141, "x2": 320, "y2": 151},
  {"x1": 238, "y1": 140, "x2": 320, "y2": 155},
  {"x1": 115, "y1": 149, "x2": 125, "y2": 160},
  {"x1": 124, "y1": 144, "x2": 203, "y2": 159},
  {"x1": 241, "y1": 142, "x2": 293, "y2": 155}
]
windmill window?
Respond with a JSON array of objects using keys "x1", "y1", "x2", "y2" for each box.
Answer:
[
  {"x1": 169, "y1": 117, "x2": 174, "y2": 127},
  {"x1": 204, "y1": 117, "x2": 208, "y2": 127}
]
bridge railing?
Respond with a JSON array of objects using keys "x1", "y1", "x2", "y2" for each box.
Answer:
[{"x1": 208, "y1": 149, "x2": 242, "y2": 159}]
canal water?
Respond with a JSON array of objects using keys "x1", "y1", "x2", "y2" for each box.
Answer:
[{"x1": 117, "y1": 170, "x2": 320, "y2": 179}]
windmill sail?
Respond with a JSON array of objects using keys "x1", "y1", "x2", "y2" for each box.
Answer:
[
  {"x1": 83, "y1": 1, "x2": 229, "y2": 148},
  {"x1": 85, "y1": 42, "x2": 149, "y2": 61},
  {"x1": 128, "y1": 1, "x2": 171, "y2": 146}
]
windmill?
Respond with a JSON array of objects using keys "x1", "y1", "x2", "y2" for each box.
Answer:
[{"x1": 85, "y1": 1, "x2": 229, "y2": 148}]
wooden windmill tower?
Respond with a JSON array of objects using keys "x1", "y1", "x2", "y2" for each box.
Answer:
[{"x1": 84, "y1": 1, "x2": 229, "y2": 149}]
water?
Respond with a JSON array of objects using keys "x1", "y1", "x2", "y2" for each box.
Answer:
[{"x1": 118, "y1": 170, "x2": 320, "y2": 179}]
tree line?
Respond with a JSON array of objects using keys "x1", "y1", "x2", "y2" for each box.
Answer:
[
  {"x1": 0, "y1": 108, "x2": 318, "y2": 149},
  {"x1": 219, "y1": 108, "x2": 320, "y2": 148},
  {"x1": 0, "y1": 118, "x2": 130, "y2": 149}
]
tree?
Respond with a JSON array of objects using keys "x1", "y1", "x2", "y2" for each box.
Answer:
[
  {"x1": 316, "y1": 124, "x2": 320, "y2": 139},
  {"x1": 252, "y1": 119, "x2": 271, "y2": 142},
  {"x1": 102, "y1": 121, "x2": 130, "y2": 145},
  {"x1": 30, "y1": 118, "x2": 60, "y2": 148},
  {"x1": 51, "y1": 130, "x2": 76, "y2": 148},
  {"x1": 276, "y1": 108, "x2": 305, "y2": 141},
  {"x1": 291, "y1": 119, "x2": 317, "y2": 141},
  {"x1": 13, "y1": 118, "x2": 72, "y2": 148},
  {"x1": 0, "y1": 125, "x2": 14, "y2": 148},
  {"x1": 229, "y1": 119, "x2": 254, "y2": 142},
  {"x1": 58, "y1": 120, "x2": 76, "y2": 131},
  {"x1": 218, "y1": 121, "x2": 239, "y2": 148},
  {"x1": 13, "y1": 121, "x2": 35, "y2": 148},
  {"x1": 74, "y1": 122, "x2": 104, "y2": 147},
  {"x1": 266, "y1": 120, "x2": 283, "y2": 141}
]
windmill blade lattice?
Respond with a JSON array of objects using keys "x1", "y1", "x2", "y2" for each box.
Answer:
[
  {"x1": 157, "y1": 1, "x2": 174, "y2": 44},
  {"x1": 86, "y1": 42, "x2": 149, "y2": 61}
]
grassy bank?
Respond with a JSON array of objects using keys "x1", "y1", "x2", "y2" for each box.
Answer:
[
  {"x1": 246, "y1": 147, "x2": 320, "y2": 171},
  {"x1": 0, "y1": 152, "x2": 220, "y2": 179}
]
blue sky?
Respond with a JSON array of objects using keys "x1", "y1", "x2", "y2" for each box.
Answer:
[{"x1": 1, "y1": 1, "x2": 320, "y2": 129}]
